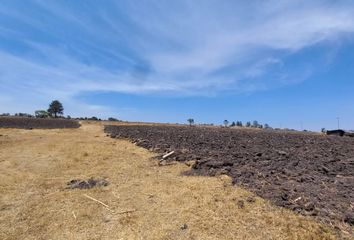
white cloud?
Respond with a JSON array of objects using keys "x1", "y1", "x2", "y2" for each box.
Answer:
[{"x1": 1, "y1": 0, "x2": 354, "y2": 116}]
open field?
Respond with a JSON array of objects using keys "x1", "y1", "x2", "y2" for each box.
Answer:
[
  {"x1": 0, "y1": 121, "x2": 351, "y2": 239},
  {"x1": 105, "y1": 125, "x2": 354, "y2": 232},
  {"x1": 0, "y1": 117, "x2": 80, "y2": 129}
]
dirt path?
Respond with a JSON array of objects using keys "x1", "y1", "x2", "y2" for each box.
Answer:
[{"x1": 0, "y1": 122, "x2": 344, "y2": 239}]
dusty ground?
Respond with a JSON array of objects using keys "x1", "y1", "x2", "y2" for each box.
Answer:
[
  {"x1": 105, "y1": 125, "x2": 354, "y2": 229},
  {"x1": 0, "y1": 121, "x2": 347, "y2": 239}
]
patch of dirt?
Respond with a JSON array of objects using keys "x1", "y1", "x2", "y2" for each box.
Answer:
[
  {"x1": 105, "y1": 125, "x2": 354, "y2": 229},
  {"x1": 0, "y1": 116, "x2": 80, "y2": 129},
  {"x1": 66, "y1": 178, "x2": 109, "y2": 189}
]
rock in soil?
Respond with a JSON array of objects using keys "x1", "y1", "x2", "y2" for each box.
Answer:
[
  {"x1": 237, "y1": 200, "x2": 245, "y2": 209},
  {"x1": 180, "y1": 224, "x2": 188, "y2": 230},
  {"x1": 66, "y1": 178, "x2": 109, "y2": 189},
  {"x1": 344, "y1": 212, "x2": 354, "y2": 226}
]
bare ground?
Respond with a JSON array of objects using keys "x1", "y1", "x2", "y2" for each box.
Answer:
[
  {"x1": 0, "y1": 121, "x2": 347, "y2": 239},
  {"x1": 104, "y1": 125, "x2": 354, "y2": 230}
]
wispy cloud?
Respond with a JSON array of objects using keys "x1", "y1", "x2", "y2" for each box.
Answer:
[{"x1": 1, "y1": 0, "x2": 354, "y2": 116}]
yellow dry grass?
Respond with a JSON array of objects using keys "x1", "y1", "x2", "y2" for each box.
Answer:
[{"x1": 0, "y1": 121, "x2": 346, "y2": 239}]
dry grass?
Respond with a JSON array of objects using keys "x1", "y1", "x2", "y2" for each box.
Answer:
[{"x1": 0, "y1": 121, "x2": 346, "y2": 239}]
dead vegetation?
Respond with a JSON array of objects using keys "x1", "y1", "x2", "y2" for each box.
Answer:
[
  {"x1": 0, "y1": 121, "x2": 349, "y2": 239},
  {"x1": 105, "y1": 125, "x2": 354, "y2": 232}
]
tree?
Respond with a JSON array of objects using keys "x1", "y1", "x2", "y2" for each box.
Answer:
[
  {"x1": 246, "y1": 121, "x2": 251, "y2": 127},
  {"x1": 48, "y1": 100, "x2": 64, "y2": 118},
  {"x1": 252, "y1": 120, "x2": 259, "y2": 128},
  {"x1": 187, "y1": 118, "x2": 194, "y2": 126},
  {"x1": 230, "y1": 121, "x2": 236, "y2": 127},
  {"x1": 108, "y1": 117, "x2": 119, "y2": 121},
  {"x1": 321, "y1": 128, "x2": 326, "y2": 133},
  {"x1": 236, "y1": 121, "x2": 243, "y2": 127},
  {"x1": 223, "y1": 120, "x2": 229, "y2": 127},
  {"x1": 264, "y1": 123, "x2": 271, "y2": 129}
]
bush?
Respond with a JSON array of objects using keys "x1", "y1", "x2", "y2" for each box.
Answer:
[{"x1": 108, "y1": 117, "x2": 119, "y2": 121}]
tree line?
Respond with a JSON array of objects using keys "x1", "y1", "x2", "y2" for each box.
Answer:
[
  {"x1": 187, "y1": 118, "x2": 271, "y2": 129},
  {"x1": 0, "y1": 100, "x2": 120, "y2": 122}
]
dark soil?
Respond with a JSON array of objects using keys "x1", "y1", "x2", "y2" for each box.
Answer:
[
  {"x1": 0, "y1": 117, "x2": 80, "y2": 129},
  {"x1": 105, "y1": 125, "x2": 354, "y2": 227},
  {"x1": 66, "y1": 178, "x2": 109, "y2": 189}
]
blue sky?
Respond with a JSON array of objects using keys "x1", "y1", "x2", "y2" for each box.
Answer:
[{"x1": 1, "y1": 0, "x2": 354, "y2": 130}]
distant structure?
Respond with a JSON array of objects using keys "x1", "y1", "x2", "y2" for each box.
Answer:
[
  {"x1": 326, "y1": 129, "x2": 354, "y2": 137},
  {"x1": 35, "y1": 110, "x2": 49, "y2": 118},
  {"x1": 326, "y1": 129, "x2": 345, "y2": 136}
]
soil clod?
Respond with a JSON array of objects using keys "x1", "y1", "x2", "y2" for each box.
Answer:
[
  {"x1": 344, "y1": 212, "x2": 354, "y2": 226},
  {"x1": 66, "y1": 178, "x2": 109, "y2": 189},
  {"x1": 237, "y1": 200, "x2": 245, "y2": 209},
  {"x1": 180, "y1": 224, "x2": 188, "y2": 230}
]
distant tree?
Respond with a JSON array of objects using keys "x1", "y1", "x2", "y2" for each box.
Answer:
[
  {"x1": 230, "y1": 121, "x2": 236, "y2": 127},
  {"x1": 246, "y1": 121, "x2": 251, "y2": 127},
  {"x1": 66, "y1": 115, "x2": 71, "y2": 119},
  {"x1": 264, "y1": 123, "x2": 271, "y2": 129},
  {"x1": 321, "y1": 128, "x2": 326, "y2": 133},
  {"x1": 48, "y1": 100, "x2": 63, "y2": 118},
  {"x1": 236, "y1": 121, "x2": 243, "y2": 127},
  {"x1": 223, "y1": 120, "x2": 229, "y2": 127},
  {"x1": 15, "y1": 113, "x2": 33, "y2": 118},
  {"x1": 108, "y1": 117, "x2": 119, "y2": 121},
  {"x1": 187, "y1": 118, "x2": 194, "y2": 126},
  {"x1": 252, "y1": 120, "x2": 259, "y2": 128},
  {"x1": 88, "y1": 116, "x2": 98, "y2": 121}
]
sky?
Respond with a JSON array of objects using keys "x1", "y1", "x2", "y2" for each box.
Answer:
[{"x1": 0, "y1": 0, "x2": 354, "y2": 130}]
